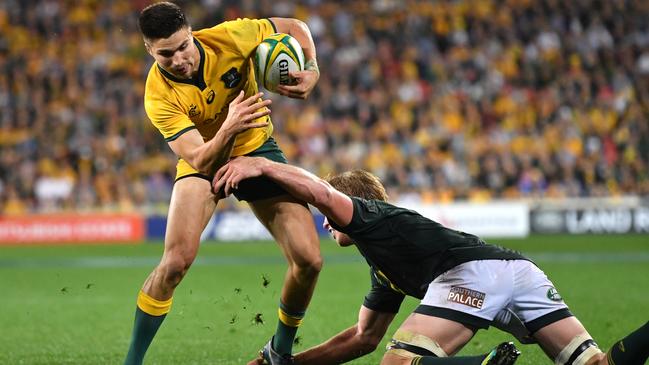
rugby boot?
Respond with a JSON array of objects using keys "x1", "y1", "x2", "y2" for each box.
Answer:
[
  {"x1": 260, "y1": 337, "x2": 294, "y2": 365},
  {"x1": 481, "y1": 342, "x2": 521, "y2": 365}
]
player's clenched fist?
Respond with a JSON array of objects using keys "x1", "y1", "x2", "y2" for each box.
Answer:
[
  {"x1": 276, "y1": 69, "x2": 319, "y2": 100},
  {"x1": 220, "y1": 91, "x2": 272, "y2": 136}
]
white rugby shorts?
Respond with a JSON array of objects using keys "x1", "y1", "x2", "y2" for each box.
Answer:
[{"x1": 415, "y1": 260, "x2": 571, "y2": 331}]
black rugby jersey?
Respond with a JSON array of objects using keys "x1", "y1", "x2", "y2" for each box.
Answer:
[{"x1": 328, "y1": 197, "x2": 528, "y2": 313}]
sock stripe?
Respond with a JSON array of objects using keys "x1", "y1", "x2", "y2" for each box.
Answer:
[
  {"x1": 279, "y1": 302, "x2": 306, "y2": 317},
  {"x1": 278, "y1": 307, "x2": 304, "y2": 327},
  {"x1": 137, "y1": 290, "x2": 173, "y2": 316}
]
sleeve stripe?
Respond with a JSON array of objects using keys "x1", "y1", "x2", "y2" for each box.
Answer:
[
  {"x1": 267, "y1": 18, "x2": 277, "y2": 33},
  {"x1": 164, "y1": 126, "x2": 197, "y2": 142}
]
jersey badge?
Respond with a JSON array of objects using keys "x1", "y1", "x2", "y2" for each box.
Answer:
[
  {"x1": 374, "y1": 269, "x2": 406, "y2": 295},
  {"x1": 220, "y1": 67, "x2": 242, "y2": 88}
]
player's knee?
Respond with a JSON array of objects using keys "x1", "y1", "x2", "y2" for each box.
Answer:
[
  {"x1": 290, "y1": 254, "x2": 323, "y2": 279},
  {"x1": 159, "y1": 253, "x2": 195, "y2": 287},
  {"x1": 554, "y1": 333, "x2": 604, "y2": 365}
]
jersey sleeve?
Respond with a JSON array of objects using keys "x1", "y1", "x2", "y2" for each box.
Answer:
[
  {"x1": 329, "y1": 197, "x2": 387, "y2": 234},
  {"x1": 144, "y1": 87, "x2": 196, "y2": 142},
  {"x1": 213, "y1": 18, "x2": 276, "y2": 58},
  {"x1": 363, "y1": 268, "x2": 405, "y2": 313}
]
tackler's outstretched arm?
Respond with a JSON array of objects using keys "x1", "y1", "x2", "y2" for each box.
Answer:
[{"x1": 213, "y1": 156, "x2": 353, "y2": 227}]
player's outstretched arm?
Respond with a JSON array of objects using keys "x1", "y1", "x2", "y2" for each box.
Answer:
[
  {"x1": 168, "y1": 91, "x2": 270, "y2": 176},
  {"x1": 270, "y1": 17, "x2": 319, "y2": 99},
  {"x1": 292, "y1": 306, "x2": 396, "y2": 365},
  {"x1": 213, "y1": 156, "x2": 352, "y2": 227}
]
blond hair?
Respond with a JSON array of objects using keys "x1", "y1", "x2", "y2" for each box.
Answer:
[{"x1": 325, "y1": 170, "x2": 388, "y2": 201}]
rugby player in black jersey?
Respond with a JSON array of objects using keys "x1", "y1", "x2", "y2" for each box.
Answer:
[{"x1": 214, "y1": 157, "x2": 649, "y2": 365}]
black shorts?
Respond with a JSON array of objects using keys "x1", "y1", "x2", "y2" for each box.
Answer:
[
  {"x1": 233, "y1": 137, "x2": 288, "y2": 202},
  {"x1": 176, "y1": 137, "x2": 289, "y2": 202}
]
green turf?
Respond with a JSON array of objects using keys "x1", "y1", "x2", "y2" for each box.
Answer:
[{"x1": 1, "y1": 234, "x2": 647, "y2": 364}]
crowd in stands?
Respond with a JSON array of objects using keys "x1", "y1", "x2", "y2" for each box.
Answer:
[{"x1": 1, "y1": 0, "x2": 648, "y2": 214}]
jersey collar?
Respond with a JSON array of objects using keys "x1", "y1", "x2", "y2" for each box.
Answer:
[{"x1": 157, "y1": 37, "x2": 207, "y2": 90}]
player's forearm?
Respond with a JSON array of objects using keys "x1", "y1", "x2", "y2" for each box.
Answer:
[
  {"x1": 191, "y1": 129, "x2": 236, "y2": 176},
  {"x1": 291, "y1": 20, "x2": 316, "y2": 62},
  {"x1": 273, "y1": 18, "x2": 317, "y2": 62},
  {"x1": 260, "y1": 160, "x2": 333, "y2": 208},
  {"x1": 294, "y1": 325, "x2": 377, "y2": 365}
]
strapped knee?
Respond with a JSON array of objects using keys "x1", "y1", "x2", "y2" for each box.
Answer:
[
  {"x1": 385, "y1": 329, "x2": 447, "y2": 359},
  {"x1": 555, "y1": 333, "x2": 603, "y2": 365}
]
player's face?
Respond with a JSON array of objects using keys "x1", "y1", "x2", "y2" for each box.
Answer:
[
  {"x1": 323, "y1": 218, "x2": 354, "y2": 247},
  {"x1": 145, "y1": 27, "x2": 198, "y2": 79}
]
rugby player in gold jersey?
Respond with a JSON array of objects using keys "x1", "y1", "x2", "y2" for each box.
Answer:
[{"x1": 124, "y1": 3, "x2": 321, "y2": 364}]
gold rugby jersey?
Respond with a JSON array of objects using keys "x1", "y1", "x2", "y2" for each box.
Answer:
[{"x1": 144, "y1": 18, "x2": 277, "y2": 178}]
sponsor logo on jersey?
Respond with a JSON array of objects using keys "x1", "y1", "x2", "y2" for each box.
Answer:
[
  {"x1": 220, "y1": 67, "x2": 242, "y2": 88},
  {"x1": 547, "y1": 287, "x2": 562, "y2": 301},
  {"x1": 206, "y1": 89, "x2": 215, "y2": 104},
  {"x1": 188, "y1": 104, "x2": 200, "y2": 117},
  {"x1": 447, "y1": 286, "x2": 485, "y2": 309}
]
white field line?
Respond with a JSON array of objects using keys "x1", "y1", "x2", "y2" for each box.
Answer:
[{"x1": 1, "y1": 252, "x2": 649, "y2": 269}]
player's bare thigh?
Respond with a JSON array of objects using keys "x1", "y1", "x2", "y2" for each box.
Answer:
[
  {"x1": 142, "y1": 177, "x2": 218, "y2": 295},
  {"x1": 533, "y1": 317, "x2": 607, "y2": 365},
  {"x1": 248, "y1": 194, "x2": 320, "y2": 265},
  {"x1": 164, "y1": 177, "x2": 218, "y2": 248},
  {"x1": 381, "y1": 313, "x2": 475, "y2": 365}
]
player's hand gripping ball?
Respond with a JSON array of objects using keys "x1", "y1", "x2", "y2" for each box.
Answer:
[{"x1": 254, "y1": 33, "x2": 304, "y2": 94}]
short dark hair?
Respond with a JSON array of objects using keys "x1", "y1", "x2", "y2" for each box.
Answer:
[
  {"x1": 326, "y1": 170, "x2": 389, "y2": 202},
  {"x1": 138, "y1": 2, "x2": 189, "y2": 41}
]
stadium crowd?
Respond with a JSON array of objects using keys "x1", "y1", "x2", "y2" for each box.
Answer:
[{"x1": 1, "y1": 0, "x2": 648, "y2": 214}]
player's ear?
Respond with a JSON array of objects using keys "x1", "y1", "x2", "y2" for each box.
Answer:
[{"x1": 143, "y1": 39, "x2": 154, "y2": 56}]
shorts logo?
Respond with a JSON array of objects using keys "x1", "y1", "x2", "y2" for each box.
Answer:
[
  {"x1": 547, "y1": 287, "x2": 562, "y2": 302},
  {"x1": 447, "y1": 286, "x2": 485, "y2": 309}
]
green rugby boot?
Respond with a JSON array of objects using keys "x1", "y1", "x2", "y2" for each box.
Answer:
[{"x1": 481, "y1": 342, "x2": 521, "y2": 365}]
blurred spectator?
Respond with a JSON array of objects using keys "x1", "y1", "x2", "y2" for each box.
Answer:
[{"x1": 0, "y1": 0, "x2": 648, "y2": 215}]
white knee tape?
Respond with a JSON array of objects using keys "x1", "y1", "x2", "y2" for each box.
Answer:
[
  {"x1": 386, "y1": 329, "x2": 448, "y2": 358},
  {"x1": 573, "y1": 346, "x2": 603, "y2": 365},
  {"x1": 555, "y1": 333, "x2": 602, "y2": 365}
]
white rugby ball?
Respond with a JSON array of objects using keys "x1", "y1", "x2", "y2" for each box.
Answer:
[{"x1": 254, "y1": 33, "x2": 305, "y2": 93}]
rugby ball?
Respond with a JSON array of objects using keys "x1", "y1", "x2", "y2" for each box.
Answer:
[{"x1": 254, "y1": 33, "x2": 305, "y2": 93}]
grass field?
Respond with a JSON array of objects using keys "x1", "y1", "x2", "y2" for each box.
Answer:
[{"x1": 1, "y1": 234, "x2": 648, "y2": 364}]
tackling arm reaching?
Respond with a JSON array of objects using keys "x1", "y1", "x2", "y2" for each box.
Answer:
[
  {"x1": 292, "y1": 306, "x2": 396, "y2": 365},
  {"x1": 213, "y1": 156, "x2": 352, "y2": 226}
]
